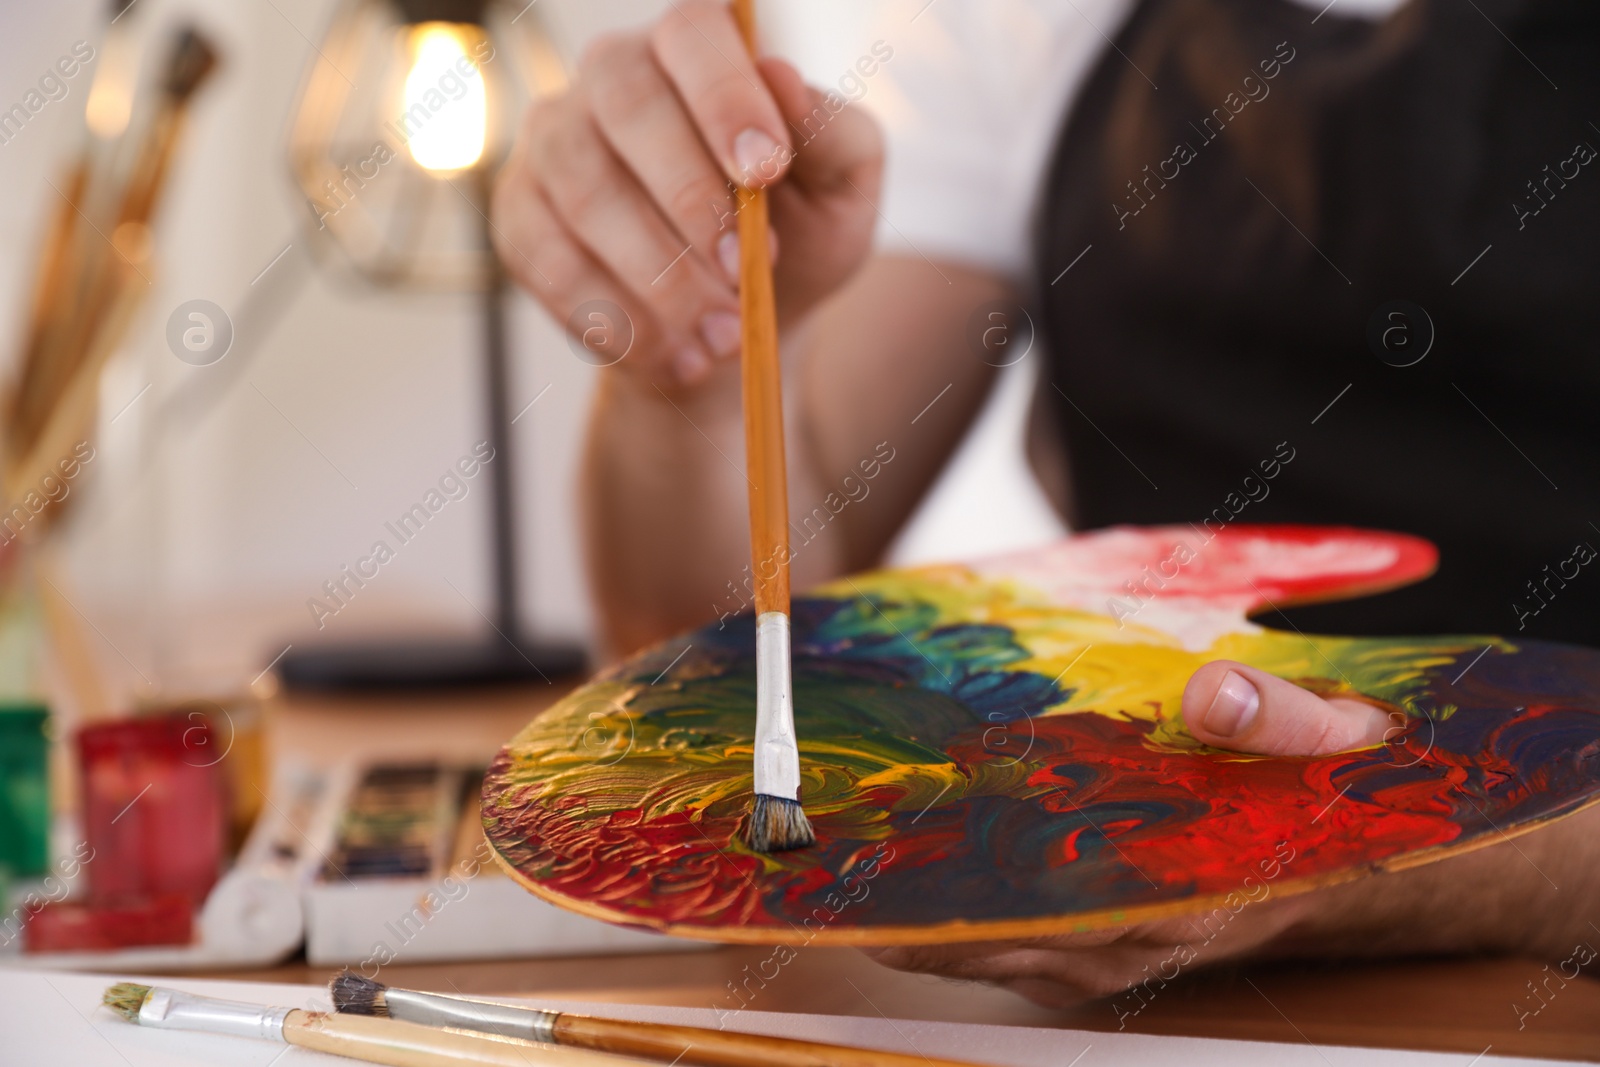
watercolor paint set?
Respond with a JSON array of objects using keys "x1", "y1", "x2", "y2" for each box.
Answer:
[
  {"x1": 300, "y1": 761, "x2": 703, "y2": 966},
  {"x1": 7, "y1": 754, "x2": 701, "y2": 972}
]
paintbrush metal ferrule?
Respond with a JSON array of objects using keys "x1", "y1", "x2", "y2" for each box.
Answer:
[
  {"x1": 752, "y1": 611, "x2": 801, "y2": 801},
  {"x1": 381, "y1": 987, "x2": 559, "y2": 1044},
  {"x1": 132, "y1": 987, "x2": 292, "y2": 1041}
]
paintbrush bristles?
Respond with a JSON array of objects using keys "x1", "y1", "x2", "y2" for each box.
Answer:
[
  {"x1": 330, "y1": 970, "x2": 389, "y2": 1017},
  {"x1": 103, "y1": 983, "x2": 151, "y2": 1022},
  {"x1": 746, "y1": 794, "x2": 815, "y2": 852}
]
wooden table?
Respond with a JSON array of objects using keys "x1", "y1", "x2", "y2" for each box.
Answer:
[
  {"x1": 224, "y1": 948, "x2": 1600, "y2": 1062},
  {"x1": 232, "y1": 680, "x2": 1600, "y2": 1063}
]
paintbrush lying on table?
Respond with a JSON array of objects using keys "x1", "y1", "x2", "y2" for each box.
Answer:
[
  {"x1": 331, "y1": 972, "x2": 988, "y2": 1067},
  {"x1": 102, "y1": 981, "x2": 627, "y2": 1067},
  {"x1": 730, "y1": 0, "x2": 813, "y2": 854}
]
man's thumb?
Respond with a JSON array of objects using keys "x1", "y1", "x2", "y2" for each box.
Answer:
[
  {"x1": 757, "y1": 56, "x2": 882, "y2": 192},
  {"x1": 1182, "y1": 659, "x2": 1395, "y2": 756}
]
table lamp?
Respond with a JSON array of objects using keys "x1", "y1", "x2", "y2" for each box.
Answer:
[{"x1": 278, "y1": 0, "x2": 582, "y2": 688}]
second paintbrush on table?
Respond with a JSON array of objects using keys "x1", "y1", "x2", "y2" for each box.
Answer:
[{"x1": 331, "y1": 972, "x2": 991, "y2": 1067}]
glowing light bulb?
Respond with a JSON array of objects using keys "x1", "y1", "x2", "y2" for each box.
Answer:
[
  {"x1": 402, "y1": 22, "x2": 487, "y2": 173},
  {"x1": 85, "y1": 33, "x2": 135, "y2": 139}
]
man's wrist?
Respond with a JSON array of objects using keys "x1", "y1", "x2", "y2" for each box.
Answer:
[{"x1": 594, "y1": 359, "x2": 742, "y2": 418}]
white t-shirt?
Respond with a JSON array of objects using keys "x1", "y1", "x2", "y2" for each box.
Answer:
[{"x1": 859, "y1": 0, "x2": 1408, "y2": 282}]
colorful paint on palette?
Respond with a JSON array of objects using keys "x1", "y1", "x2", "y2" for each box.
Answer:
[{"x1": 482, "y1": 526, "x2": 1600, "y2": 943}]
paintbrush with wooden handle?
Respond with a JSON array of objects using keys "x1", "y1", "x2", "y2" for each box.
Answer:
[
  {"x1": 4, "y1": 25, "x2": 218, "y2": 508},
  {"x1": 331, "y1": 972, "x2": 991, "y2": 1067},
  {"x1": 730, "y1": 0, "x2": 813, "y2": 853},
  {"x1": 103, "y1": 982, "x2": 632, "y2": 1067}
]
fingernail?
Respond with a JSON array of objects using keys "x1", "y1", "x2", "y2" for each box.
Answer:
[
  {"x1": 734, "y1": 128, "x2": 781, "y2": 181},
  {"x1": 718, "y1": 231, "x2": 740, "y2": 282},
  {"x1": 674, "y1": 346, "x2": 711, "y2": 385},
  {"x1": 700, "y1": 311, "x2": 742, "y2": 358},
  {"x1": 1202, "y1": 671, "x2": 1260, "y2": 737}
]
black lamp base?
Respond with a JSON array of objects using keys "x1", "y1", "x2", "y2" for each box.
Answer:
[
  {"x1": 276, "y1": 635, "x2": 586, "y2": 691},
  {"x1": 273, "y1": 183, "x2": 578, "y2": 696}
]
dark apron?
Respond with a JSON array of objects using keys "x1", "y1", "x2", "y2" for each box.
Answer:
[{"x1": 1035, "y1": 0, "x2": 1600, "y2": 643}]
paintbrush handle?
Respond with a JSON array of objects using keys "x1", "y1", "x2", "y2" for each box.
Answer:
[
  {"x1": 6, "y1": 28, "x2": 214, "y2": 478},
  {"x1": 369, "y1": 988, "x2": 988, "y2": 1067},
  {"x1": 553, "y1": 1014, "x2": 986, "y2": 1067},
  {"x1": 731, "y1": 0, "x2": 789, "y2": 620},
  {"x1": 284, "y1": 1010, "x2": 625, "y2": 1067}
]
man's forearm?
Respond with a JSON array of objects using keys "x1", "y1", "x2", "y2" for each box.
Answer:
[
  {"x1": 581, "y1": 364, "x2": 839, "y2": 658},
  {"x1": 578, "y1": 255, "x2": 1015, "y2": 660},
  {"x1": 1276, "y1": 802, "x2": 1600, "y2": 962}
]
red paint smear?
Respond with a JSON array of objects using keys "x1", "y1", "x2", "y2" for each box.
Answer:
[
  {"x1": 1057, "y1": 824, "x2": 1093, "y2": 864},
  {"x1": 950, "y1": 712, "x2": 1468, "y2": 891},
  {"x1": 1188, "y1": 524, "x2": 1436, "y2": 608},
  {"x1": 980, "y1": 524, "x2": 1438, "y2": 617},
  {"x1": 483, "y1": 771, "x2": 778, "y2": 927}
]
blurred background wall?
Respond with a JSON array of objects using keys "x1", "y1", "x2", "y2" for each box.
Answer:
[{"x1": 0, "y1": 0, "x2": 1063, "y2": 708}]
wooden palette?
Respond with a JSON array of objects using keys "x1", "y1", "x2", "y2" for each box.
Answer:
[{"x1": 483, "y1": 525, "x2": 1600, "y2": 944}]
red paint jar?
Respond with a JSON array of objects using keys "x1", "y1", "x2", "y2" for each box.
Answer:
[
  {"x1": 76, "y1": 711, "x2": 227, "y2": 907},
  {"x1": 25, "y1": 893, "x2": 193, "y2": 952}
]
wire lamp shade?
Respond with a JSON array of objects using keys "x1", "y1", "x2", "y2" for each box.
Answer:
[
  {"x1": 274, "y1": 0, "x2": 587, "y2": 689},
  {"x1": 288, "y1": 0, "x2": 564, "y2": 289}
]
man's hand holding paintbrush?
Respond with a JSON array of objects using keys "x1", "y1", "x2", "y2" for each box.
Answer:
[{"x1": 492, "y1": 0, "x2": 885, "y2": 662}]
